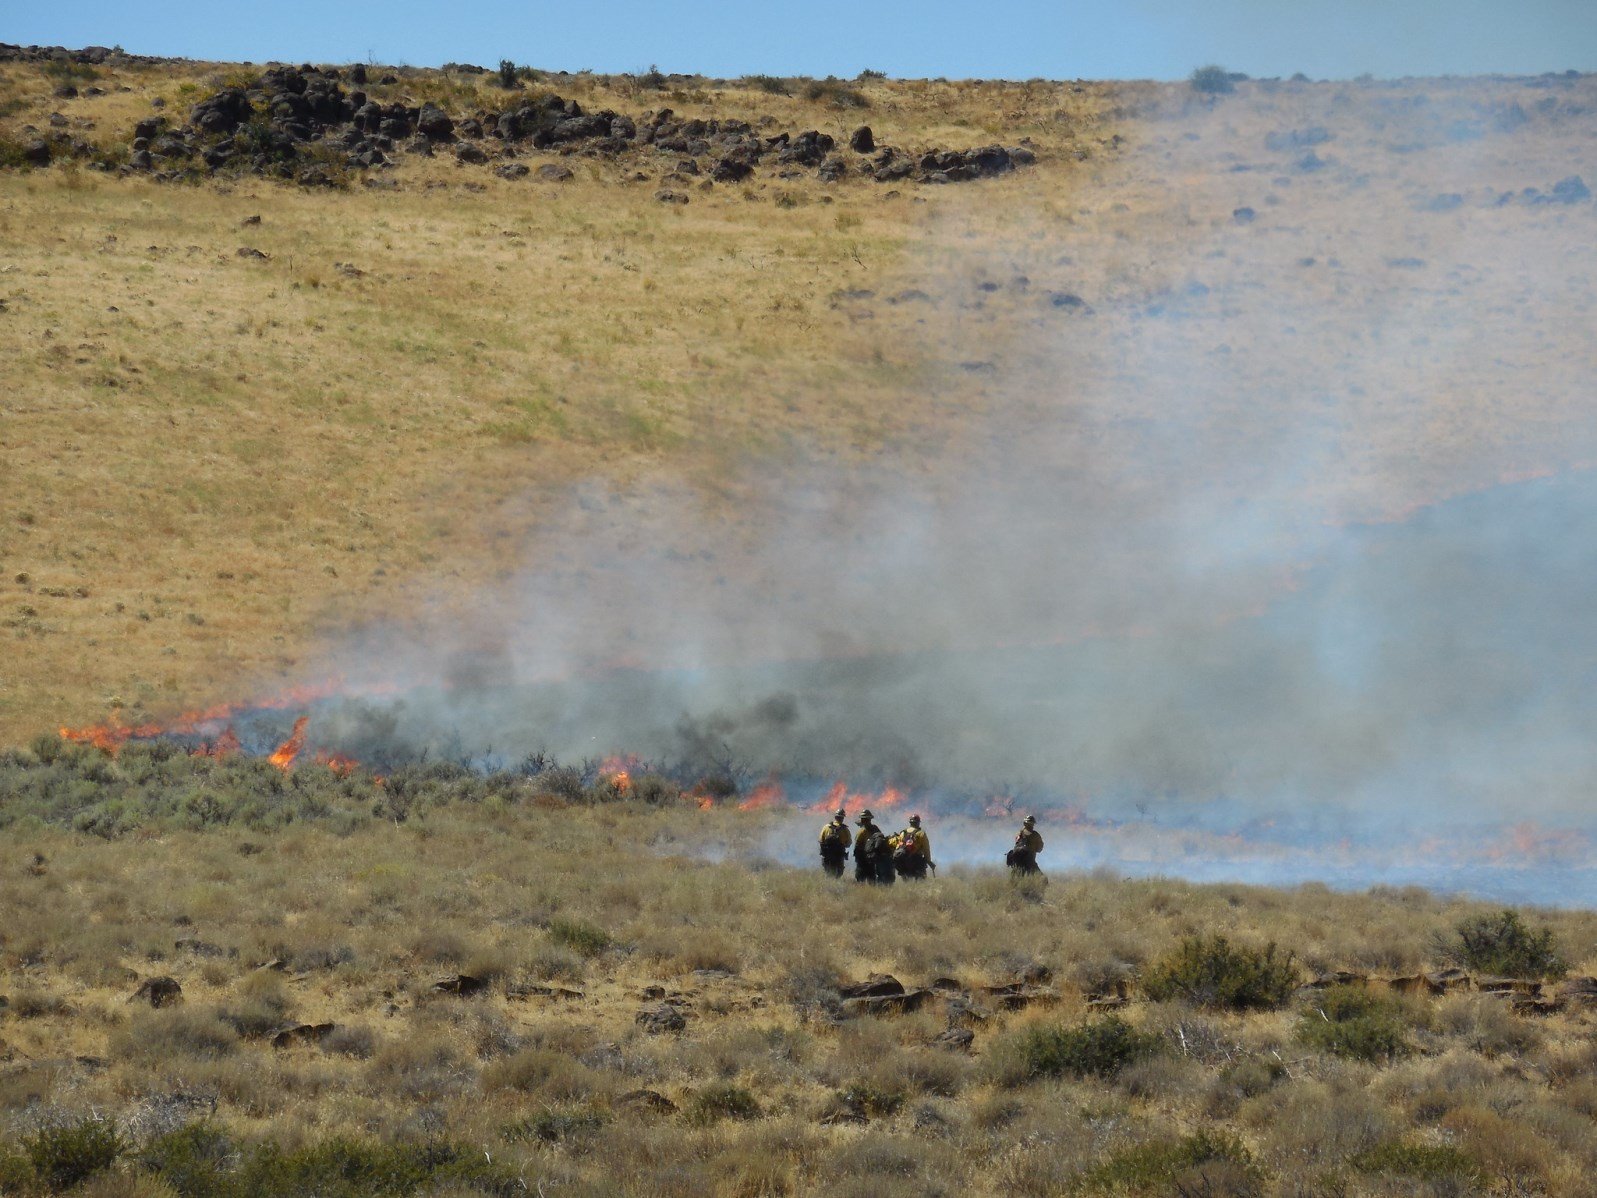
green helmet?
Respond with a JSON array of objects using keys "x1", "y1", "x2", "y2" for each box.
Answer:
[{"x1": 856, "y1": 809, "x2": 874, "y2": 824}]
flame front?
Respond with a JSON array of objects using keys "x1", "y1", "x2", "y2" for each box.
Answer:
[{"x1": 267, "y1": 716, "x2": 309, "y2": 771}]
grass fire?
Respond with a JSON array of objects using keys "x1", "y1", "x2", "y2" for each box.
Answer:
[{"x1": 4, "y1": 27, "x2": 1597, "y2": 1198}]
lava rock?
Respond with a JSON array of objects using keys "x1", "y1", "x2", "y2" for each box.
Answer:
[
  {"x1": 495, "y1": 162, "x2": 530, "y2": 179},
  {"x1": 416, "y1": 103, "x2": 454, "y2": 140},
  {"x1": 636, "y1": 1002, "x2": 687, "y2": 1034},
  {"x1": 536, "y1": 163, "x2": 573, "y2": 181},
  {"x1": 454, "y1": 143, "x2": 487, "y2": 164},
  {"x1": 850, "y1": 125, "x2": 875, "y2": 153},
  {"x1": 129, "y1": 977, "x2": 183, "y2": 1008}
]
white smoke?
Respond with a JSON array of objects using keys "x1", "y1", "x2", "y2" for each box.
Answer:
[{"x1": 303, "y1": 76, "x2": 1597, "y2": 902}]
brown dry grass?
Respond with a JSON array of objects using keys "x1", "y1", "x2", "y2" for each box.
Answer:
[
  {"x1": 3, "y1": 62, "x2": 1595, "y2": 746},
  {"x1": 4, "y1": 802, "x2": 1597, "y2": 1194}
]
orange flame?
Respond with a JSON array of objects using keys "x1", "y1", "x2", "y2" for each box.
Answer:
[
  {"x1": 268, "y1": 716, "x2": 310, "y2": 771},
  {"x1": 59, "y1": 680, "x2": 351, "y2": 757},
  {"x1": 314, "y1": 749, "x2": 360, "y2": 778},
  {"x1": 598, "y1": 754, "x2": 639, "y2": 794},
  {"x1": 736, "y1": 779, "x2": 786, "y2": 811}
]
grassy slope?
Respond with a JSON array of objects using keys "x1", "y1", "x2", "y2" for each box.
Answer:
[
  {"x1": 4, "y1": 64, "x2": 1596, "y2": 744},
  {"x1": 3, "y1": 766, "x2": 1597, "y2": 1195},
  {"x1": 0, "y1": 60, "x2": 1120, "y2": 742}
]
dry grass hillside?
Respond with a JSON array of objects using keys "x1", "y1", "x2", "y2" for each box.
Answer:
[{"x1": 3, "y1": 54, "x2": 1592, "y2": 744}]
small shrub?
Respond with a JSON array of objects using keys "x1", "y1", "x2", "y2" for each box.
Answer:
[
  {"x1": 1084, "y1": 1129, "x2": 1260, "y2": 1194},
  {"x1": 687, "y1": 1083, "x2": 762, "y2": 1124},
  {"x1": 804, "y1": 79, "x2": 870, "y2": 108},
  {"x1": 501, "y1": 1105, "x2": 608, "y2": 1144},
  {"x1": 826, "y1": 1080, "x2": 905, "y2": 1122},
  {"x1": 1143, "y1": 935, "x2": 1297, "y2": 1010},
  {"x1": 1350, "y1": 1139, "x2": 1482, "y2": 1183},
  {"x1": 25, "y1": 1116, "x2": 125, "y2": 1191},
  {"x1": 547, "y1": 917, "x2": 611, "y2": 957},
  {"x1": 742, "y1": 74, "x2": 790, "y2": 95},
  {"x1": 1450, "y1": 909, "x2": 1566, "y2": 979},
  {"x1": 638, "y1": 64, "x2": 667, "y2": 90},
  {"x1": 1190, "y1": 65, "x2": 1235, "y2": 95},
  {"x1": 320, "y1": 1025, "x2": 378, "y2": 1059},
  {"x1": 141, "y1": 1123, "x2": 236, "y2": 1195},
  {"x1": 116, "y1": 1008, "x2": 239, "y2": 1062},
  {"x1": 1297, "y1": 984, "x2": 1411, "y2": 1062},
  {"x1": 994, "y1": 1016, "x2": 1162, "y2": 1085},
  {"x1": 496, "y1": 59, "x2": 520, "y2": 88}
]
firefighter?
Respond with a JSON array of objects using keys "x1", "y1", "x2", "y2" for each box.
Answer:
[
  {"x1": 818, "y1": 807, "x2": 851, "y2": 878},
  {"x1": 893, "y1": 813, "x2": 933, "y2": 880},
  {"x1": 1006, "y1": 815, "x2": 1044, "y2": 875},
  {"x1": 854, "y1": 810, "x2": 893, "y2": 885}
]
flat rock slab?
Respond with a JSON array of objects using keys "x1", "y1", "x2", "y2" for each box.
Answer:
[
  {"x1": 842, "y1": 989, "x2": 931, "y2": 1017},
  {"x1": 840, "y1": 974, "x2": 905, "y2": 1000},
  {"x1": 981, "y1": 983, "x2": 1060, "y2": 1011},
  {"x1": 431, "y1": 975, "x2": 486, "y2": 996}
]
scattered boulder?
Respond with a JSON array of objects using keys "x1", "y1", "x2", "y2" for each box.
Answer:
[
  {"x1": 431, "y1": 974, "x2": 486, "y2": 996},
  {"x1": 270, "y1": 1022, "x2": 335, "y2": 1048},
  {"x1": 850, "y1": 125, "x2": 875, "y2": 153},
  {"x1": 636, "y1": 1002, "x2": 687, "y2": 1034},
  {"x1": 20, "y1": 140, "x2": 50, "y2": 166},
  {"x1": 536, "y1": 163, "x2": 574, "y2": 181},
  {"x1": 980, "y1": 982, "x2": 1060, "y2": 1012},
  {"x1": 655, "y1": 189, "x2": 689, "y2": 204},
  {"x1": 495, "y1": 162, "x2": 530, "y2": 179},
  {"x1": 129, "y1": 977, "x2": 182, "y2": 1008},
  {"x1": 416, "y1": 104, "x2": 454, "y2": 140},
  {"x1": 711, "y1": 155, "x2": 753, "y2": 183},
  {"x1": 842, "y1": 990, "x2": 931, "y2": 1017},
  {"x1": 454, "y1": 143, "x2": 487, "y2": 164},
  {"x1": 840, "y1": 974, "x2": 906, "y2": 1000},
  {"x1": 236, "y1": 246, "x2": 270, "y2": 260},
  {"x1": 933, "y1": 1026, "x2": 975, "y2": 1052}
]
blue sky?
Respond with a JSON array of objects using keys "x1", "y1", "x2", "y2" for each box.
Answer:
[{"x1": 11, "y1": 1, "x2": 1597, "y2": 80}]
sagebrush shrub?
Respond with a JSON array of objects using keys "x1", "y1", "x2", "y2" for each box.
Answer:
[
  {"x1": 1142, "y1": 935, "x2": 1298, "y2": 1010},
  {"x1": 25, "y1": 1116, "x2": 124, "y2": 1191},
  {"x1": 688, "y1": 1083, "x2": 762, "y2": 1124},
  {"x1": 995, "y1": 1016, "x2": 1162, "y2": 1084},
  {"x1": 1451, "y1": 909, "x2": 1566, "y2": 978},
  {"x1": 1297, "y1": 984, "x2": 1412, "y2": 1062}
]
